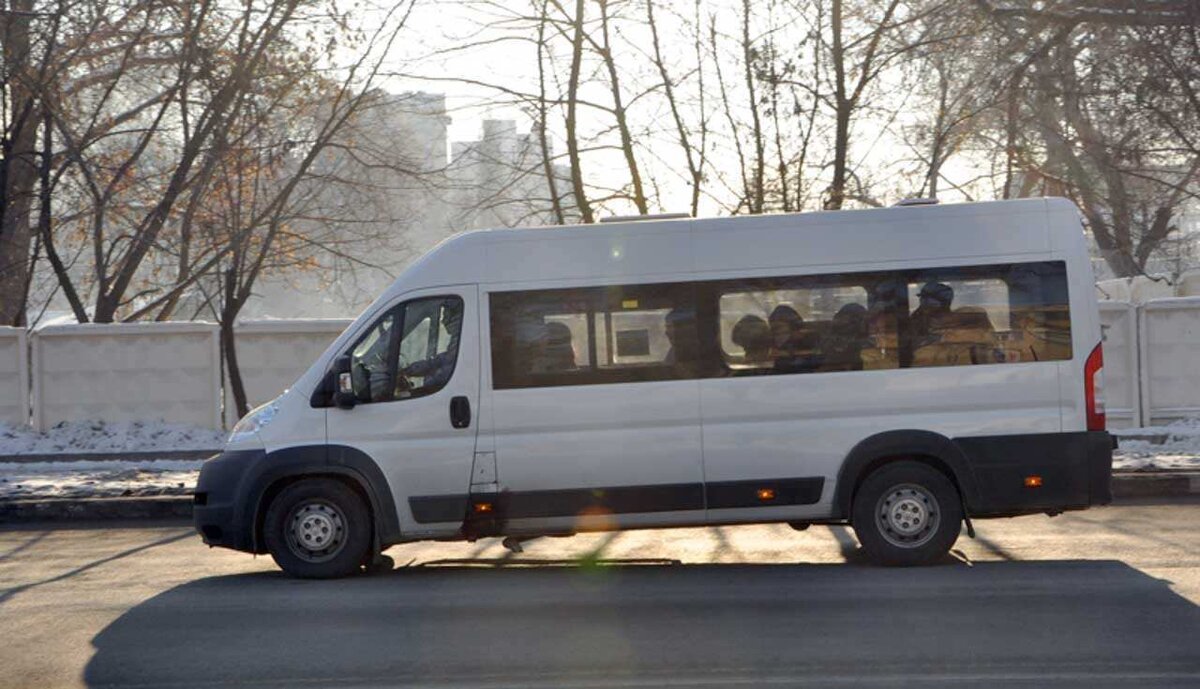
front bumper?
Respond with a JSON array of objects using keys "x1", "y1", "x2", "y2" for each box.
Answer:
[{"x1": 193, "y1": 449, "x2": 267, "y2": 553}]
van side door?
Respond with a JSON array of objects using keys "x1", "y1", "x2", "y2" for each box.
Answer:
[
  {"x1": 482, "y1": 281, "x2": 706, "y2": 535},
  {"x1": 325, "y1": 285, "x2": 481, "y2": 539}
]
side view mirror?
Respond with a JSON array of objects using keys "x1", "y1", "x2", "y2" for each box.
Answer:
[{"x1": 332, "y1": 354, "x2": 357, "y2": 410}]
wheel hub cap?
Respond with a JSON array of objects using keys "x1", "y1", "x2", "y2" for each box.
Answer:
[
  {"x1": 875, "y1": 484, "x2": 940, "y2": 548},
  {"x1": 287, "y1": 501, "x2": 346, "y2": 563}
]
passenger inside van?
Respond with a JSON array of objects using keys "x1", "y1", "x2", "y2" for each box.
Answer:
[
  {"x1": 911, "y1": 307, "x2": 1000, "y2": 367},
  {"x1": 821, "y1": 303, "x2": 869, "y2": 371},
  {"x1": 731, "y1": 315, "x2": 772, "y2": 365},
  {"x1": 861, "y1": 307, "x2": 900, "y2": 369},
  {"x1": 531, "y1": 321, "x2": 577, "y2": 373},
  {"x1": 663, "y1": 307, "x2": 699, "y2": 374},
  {"x1": 769, "y1": 305, "x2": 821, "y2": 373},
  {"x1": 768, "y1": 305, "x2": 805, "y2": 354},
  {"x1": 911, "y1": 281, "x2": 954, "y2": 343}
]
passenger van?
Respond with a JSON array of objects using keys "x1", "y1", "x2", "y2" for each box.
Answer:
[{"x1": 194, "y1": 198, "x2": 1113, "y2": 578}]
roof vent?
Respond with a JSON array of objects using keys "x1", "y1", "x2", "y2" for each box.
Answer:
[
  {"x1": 599, "y1": 213, "x2": 691, "y2": 223},
  {"x1": 894, "y1": 198, "x2": 939, "y2": 207}
]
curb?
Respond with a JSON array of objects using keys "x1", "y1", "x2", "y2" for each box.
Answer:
[
  {"x1": 1111, "y1": 472, "x2": 1200, "y2": 499},
  {"x1": 0, "y1": 496, "x2": 192, "y2": 523},
  {"x1": 0, "y1": 450, "x2": 219, "y2": 464}
]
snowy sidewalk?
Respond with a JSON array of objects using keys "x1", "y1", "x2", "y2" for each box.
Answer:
[
  {"x1": 0, "y1": 421, "x2": 222, "y2": 502},
  {"x1": 1111, "y1": 419, "x2": 1200, "y2": 472}
]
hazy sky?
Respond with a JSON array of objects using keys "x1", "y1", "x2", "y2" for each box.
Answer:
[{"x1": 368, "y1": 0, "x2": 989, "y2": 214}]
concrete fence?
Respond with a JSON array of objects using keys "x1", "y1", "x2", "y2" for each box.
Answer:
[
  {"x1": 0, "y1": 302, "x2": 1198, "y2": 431},
  {"x1": 222, "y1": 319, "x2": 350, "y2": 427},
  {"x1": 1099, "y1": 301, "x2": 1139, "y2": 429},
  {"x1": 0, "y1": 327, "x2": 29, "y2": 426},
  {"x1": 30, "y1": 322, "x2": 223, "y2": 432},
  {"x1": 1139, "y1": 298, "x2": 1200, "y2": 426}
]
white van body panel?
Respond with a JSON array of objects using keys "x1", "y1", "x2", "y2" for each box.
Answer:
[{"x1": 199, "y1": 197, "x2": 1108, "y2": 553}]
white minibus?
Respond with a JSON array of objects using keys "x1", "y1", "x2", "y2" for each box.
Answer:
[{"x1": 194, "y1": 198, "x2": 1113, "y2": 578}]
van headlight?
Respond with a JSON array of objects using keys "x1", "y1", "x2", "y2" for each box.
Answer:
[{"x1": 228, "y1": 399, "x2": 280, "y2": 443}]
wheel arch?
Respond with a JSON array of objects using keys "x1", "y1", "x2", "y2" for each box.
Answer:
[
  {"x1": 243, "y1": 445, "x2": 402, "y2": 554},
  {"x1": 833, "y1": 430, "x2": 980, "y2": 519}
]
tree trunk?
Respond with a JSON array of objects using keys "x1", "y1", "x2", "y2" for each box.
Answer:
[
  {"x1": 647, "y1": 0, "x2": 702, "y2": 217},
  {"x1": 535, "y1": 0, "x2": 565, "y2": 225},
  {"x1": 220, "y1": 316, "x2": 250, "y2": 420},
  {"x1": 564, "y1": 0, "x2": 594, "y2": 223},
  {"x1": 597, "y1": 0, "x2": 647, "y2": 215},
  {"x1": 741, "y1": 0, "x2": 764, "y2": 213},
  {"x1": 826, "y1": 0, "x2": 848, "y2": 211},
  {"x1": 0, "y1": 0, "x2": 39, "y2": 326}
]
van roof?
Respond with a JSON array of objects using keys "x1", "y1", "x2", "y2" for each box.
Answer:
[{"x1": 390, "y1": 197, "x2": 1080, "y2": 293}]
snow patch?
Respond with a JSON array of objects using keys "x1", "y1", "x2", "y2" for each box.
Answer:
[
  {"x1": 1112, "y1": 418, "x2": 1200, "y2": 471},
  {"x1": 1112, "y1": 417, "x2": 1200, "y2": 438},
  {"x1": 0, "y1": 459, "x2": 205, "y2": 500}
]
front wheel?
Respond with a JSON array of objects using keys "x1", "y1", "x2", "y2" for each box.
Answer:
[
  {"x1": 264, "y1": 478, "x2": 373, "y2": 578},
  {"x1": 851, "y1": 461, "x2": 962, "y2": 566}
]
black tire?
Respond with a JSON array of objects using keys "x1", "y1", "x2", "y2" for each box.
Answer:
[
  {"x1": 851, "y1": 461, "x2": 962, "y2": 566},
  {"x1": 264, "y1": 478, "x2": 373, "y2": 579}
]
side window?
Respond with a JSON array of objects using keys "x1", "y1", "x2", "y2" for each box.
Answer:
[
  {"x1": 490, "y1": 283, "x2": 697, "y2": 389},
  {"x1": 396, "y1": 296, "x2": 464, "y2": 399},
  {"x1": 350, "y1": 311, "x2": 398, "y2": 403},
  {"x1": 487, "y1": 260, "x2": 1070, "y2": 387},
  {"x1": 347, "y1": 296, "x2": 464, "y2": 403},
  {"x1": 717, "y1": 277, "x2": 889, "y2": 374},
  {"x1": 906, "y1": 262, "x2": 1070, "y2": 367}
]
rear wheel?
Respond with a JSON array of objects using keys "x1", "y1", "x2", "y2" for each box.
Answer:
[
  {"x1": 264, "y1": 478, "x2": 372, "y2": 578},
  {"x1": 851, "y1": 461, "x2": 962, "y2": 566}
]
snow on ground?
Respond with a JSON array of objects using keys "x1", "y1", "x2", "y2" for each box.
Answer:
[
  {"x1": 1113, "y1": 418, "x2": 1200, "y2": 471},
  {"x1": 0, "y1": 460, "x2": 202, "y2": 500},
  {"x1": 0, "y1": 420, "x2": 224, "y2": 456}
]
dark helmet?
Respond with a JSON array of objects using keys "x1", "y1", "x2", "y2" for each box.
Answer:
[{"x1": 918, "y1": 282, "x2": 954, "y2": 308}]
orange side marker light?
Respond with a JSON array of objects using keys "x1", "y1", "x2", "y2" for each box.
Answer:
[
  {"x1": 473, "y1": 502, "x2": 494, "y2": 513},
  {"x1": 1024, "y1": 475, "x2": 1043, "y2": 488},
  {"x1": 757, "y1": 488, "x2": 776, "y2": 501}
]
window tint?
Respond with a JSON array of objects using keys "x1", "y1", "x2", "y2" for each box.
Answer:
[
  {"x1": 718, "y1": 277, "x2": 896, "y2": 374},
  {"x1": 487, "y1": 261, "x2": 1071, "y2": 389},
  {"x1": 350, "y1": 312, "x2": 397, "y2": 403},
  {"x1": 907, "y1": 263, "x2": 1070, "y2": 367},
  {"x1": 348, "y1": 296, "x2": 464, "y2": 403},
  {"x1": 490, "y1": 284, "x2": 698, "y2": 389}
]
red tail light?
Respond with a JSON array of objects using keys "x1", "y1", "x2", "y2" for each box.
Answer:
[{"x1": 1084, "y1": 343, "x2": 1106, "y2": 431}]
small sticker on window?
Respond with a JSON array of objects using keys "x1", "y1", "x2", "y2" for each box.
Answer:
[{"x1": 621, "y1": 299, "x2": 639, "y2": 309}]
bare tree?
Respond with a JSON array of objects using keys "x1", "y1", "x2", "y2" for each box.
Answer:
[
  {"x1": 975, "y1": 1, "x2": 1200, "y2": 277},
  {"x1": 645, "y1": 0, "x2": 708, "y2": 217}
]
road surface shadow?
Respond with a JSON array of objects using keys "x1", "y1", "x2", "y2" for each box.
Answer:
[
  {"x1": 85, "y1": 559, "x2": 1200, "y2": 688},
  {"x1": 0, "y1": 529, "x2": 192, "y2": 606}
]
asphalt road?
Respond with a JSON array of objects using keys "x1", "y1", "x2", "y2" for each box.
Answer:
[{"x1": 1, "y1": 499, "x2": 1198, "y2": 688}]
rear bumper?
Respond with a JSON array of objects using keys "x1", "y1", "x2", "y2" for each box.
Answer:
[
  {"x1": 954, "y1": 431, "x2": 1113, "y2": 517},
  {"x1": 193, "y1": 449, "x2": 267, "y2": 553}
]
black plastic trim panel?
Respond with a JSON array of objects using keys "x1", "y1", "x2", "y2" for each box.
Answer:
[
  {"x1": 193, "y1": 444, "x2": 402, "y2": 553},
  {"x1": 410, "y1": 476, "x2": 825, "y2": 525},
  {"x1": 834, "y1": 429, "x2": 1113, "y2": 520}
]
